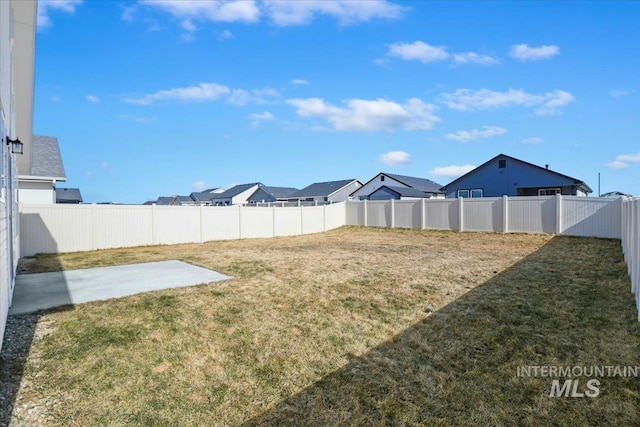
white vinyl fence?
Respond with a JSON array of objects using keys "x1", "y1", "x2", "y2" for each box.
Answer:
[
  {"x1": 621, "y1": 197, "x2": 640, "y2": 321},
  {"x1": 345, "y1": 195, "x2": 622, "y2": 239},
  {"x1": 19, "y1": 202, "x2": 346, "y2": 257}
]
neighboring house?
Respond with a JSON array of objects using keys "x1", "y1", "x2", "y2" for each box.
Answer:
[
  {"x1": 601, "y1": 191, "x2": 631, "y2": 198},
  {"x1": 1, "y1": 0, "x2": 37, "y2": 351},
  {"x1": 209, "y1": 183, "x2": 299, "y2": 205},
  {"x1": 18, "y1": 135, "x2": 66, "y2": 204},
  {"x1": 288, "y1": 179, "x2": 362, "y2": 203},
  {"x1": 350, "y1": 173, "x2": 444, "y2": 200},
  {"x1": 440, "y1": 154, "x2": 593, "y2": 198},
  {"x1": 190, "y1": 187, "x2": 225, "y2": 205},
  {"x1": 248, "y1": 186, "x2": 299, "y2": 203},
  {"x1": 55, "y1": 188, "x2": 83, "y2": 204},
  {"x1": 154, "y1": 195, "x2": 194, "y2": 206}
]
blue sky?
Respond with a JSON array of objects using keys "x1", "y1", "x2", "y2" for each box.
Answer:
[{"x1": 34, "y1": 0, "x2": 640, "y2": 203}]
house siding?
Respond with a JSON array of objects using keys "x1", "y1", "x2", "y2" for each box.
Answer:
[
  {"x1": 329, "y1": 180, "x2": 362, "y2": 202},
  {"x1": 351, "y1": 174, "x2": 408, "y2": 200},
  {"x1": 369, "y1": 187, "x2": 400, "y2": 200},
  {"x1": 445, "y1": 156, "x2": 581, "y2": 198}
]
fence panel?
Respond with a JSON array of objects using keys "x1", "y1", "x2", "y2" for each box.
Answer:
[
  {"x1": 93, "y1": 205, "x2": 152, "y2": 250},
  {"x1": 424, "y1": 199, "x2": 459, "y2": 230},
  {"x1": 345, "y1": 201, "x2": 363, "y2": 226},
  {"x1": 463, "y1": 198, "x2": 502, "y2": 232},
  {"x1": 152, "y1": 206, "x2": 201, "y2": 245},
  {"x1": 301, "y1": 206, "x2": 325, "y2": 234},
  {"x1": 561, "y1": 197, "x2": 622, "y2": 239},
  {"x1": 20, "y1": 204, "x2": 93, "y2": 254},
  {"x1": 201, "y1": 206, "x2": 241, "y2": 241},
  {"x1": 325, "y1": 202, "x2": 347, "y2": 231},
  {"x1": 508, "y1": 196, "x2": 556, "y2": 234},
  {"x1": 274, "y1": 207, "x2": 302, "y2": 237},
  {"x1": 240, "y1": 207, "x2": 274, "y2": 238},
  {"x1": 366, "y1": 201, "x2": 390, "y2": 227},
  {"x1": 394, "y1": 200, "x2": 422, "y2": 228}
]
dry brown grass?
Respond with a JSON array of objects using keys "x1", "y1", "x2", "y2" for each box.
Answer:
[{"x1": 4, "y1": 226, "x2": 640, "y2": 426}]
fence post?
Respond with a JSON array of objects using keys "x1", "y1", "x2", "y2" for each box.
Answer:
[
  {"x1": 273, "y1": 205, "x2": 276, "y2": 237},
  {"x1": 458, "y1": 197, "x2": 464, "y2": 232},
  {"x1": 238, "y1": 204, "x2": 242, "y2": 239},
  {"x1": 364, "y1": 199, "x2": 368, "y2": 227},
  {"x1": 421, "y1": 198, "x2": 426, "y2": 230},
  {"x1": 323, "y1": 204, "x2": 327, "y2": 232},
  {"x1": 390, "y1": 199, "x2": 395, "y2": 228},
  {"x1": 300, "y1": 203, "x2": 304, "y2": 234},
  {"x1": 555, "y1": 194, "x2": 562, "y2": 235},
  {"x1": 199, "y1": 204, "x2": 204, "y2": 243},
  {"x1": 503, "y1": 195, "x2": 509, "y2": 233},
  {"x1": 91, "y1": 203, "x2": 97, "y2": 250},
  {"x1": 151, "y1": 204, "x2": 156, "y2": 245}
]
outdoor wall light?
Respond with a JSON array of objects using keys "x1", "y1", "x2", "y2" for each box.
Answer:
[{"x1": 6, "y1": 137, "x2": 23, "y2": 155}]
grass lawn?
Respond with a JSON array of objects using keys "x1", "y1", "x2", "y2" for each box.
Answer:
[{"x1": 3, "y1": 226, "x2": 640, "y2": 426}]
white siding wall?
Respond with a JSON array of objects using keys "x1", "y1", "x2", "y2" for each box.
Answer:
[
  {"x1": 18, "y1": 188, "x2": 55, "y2": 204},
  {"x1": 329, "y1": 180, "x2": 361, "y2": 202}
]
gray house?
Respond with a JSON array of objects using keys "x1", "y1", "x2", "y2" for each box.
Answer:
[
  {"x1": 440, "y1": 153, "x2": 593, "y2": 198},
  {"x1": 350, "y1": 173, "x2": 444, "y2": 200},
  {"x1": 210, "y1": 183, "x2": 299, "y2": 205},
  {"x1": 288, "y1": 179, "x2": 362, "y2": 203},
  {"x1": 55, "y1": 187, "x2": 83, "y2": 204}
]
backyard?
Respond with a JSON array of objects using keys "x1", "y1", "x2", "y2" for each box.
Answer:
[{"x1": 1, "y1": 226, "x2": 639, "y2": 426}]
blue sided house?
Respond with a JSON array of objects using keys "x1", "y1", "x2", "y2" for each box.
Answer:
[{"x1": 440, "y1": 154, "x2": 593, "y2": 198}]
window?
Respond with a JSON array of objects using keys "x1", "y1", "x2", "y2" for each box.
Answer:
[
  {"x1": 538, "y1": 188, "x2": 561, "y2": 196},
  {"x1": 470, "y1": 189, "x2": 483, "y2": 198},
  {"x1": 381, "y1": 175, "x2": 385, "y2": 181},
  {"x1": 457, "y1": 190, "x2": 469, "y2": 198},
  {"x1": 498, "y1": 159, "x2": 506, "y2": 168}
]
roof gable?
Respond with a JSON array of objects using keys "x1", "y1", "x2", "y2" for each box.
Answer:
[
  {"x1": 441, "y1": 154, "x2": 592, "y2": 193},
  {"x1": 210, "y1": 183, "x2": 261, "y2": 199},
  {"x1": 31, "y1": 135, "x2": 66, "y2": 179},
  {"x1": 291, "y1": 179, "x2": 359, "y2": 198}
]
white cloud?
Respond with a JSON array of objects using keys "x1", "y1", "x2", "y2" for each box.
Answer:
[
  {"x1": 453, "y1": 52, "x2": 499, "y2": 65},
  {"x1": 522, "y1": 137, "x2": 543, "y2": 145},
  {"x1": 192, "y1": 181, "x2": 208, "y2": 191},
  {"x1": 217, "y1": 29, "x2": 235, "y2": 40},
  {"x1": 441, "y1": 88, "x2": 575, "y2": 115},
  {"x1": 142, "y1": 0, "x2": 404, "y2": 29},
  {"x1": 429, "y1": 164, "x2": 476, "y2": 178},
  {"x1": 119, "y1": 115, "x2": 155, "y2": 124},
  {"x1": 250, "y1": 111, "x2": 275, "y2": 127},
  {"x1": 606, "y1": 153, "x2": 640, "y2": 169},
  {"x1": 38, "y1": 0, "x2": 83, "y2": 29},
  {"x1": 124, "y1": 83, "x2": 231, "y2": 105},
  {"x1": 379, "y1": 151, "x2": 411, "y2": 166},
  {"x1": 387, "y1": 41, "x2": 449, "y2": 63},
  {"x1": 85, "y1": 95, "x2": 100, "y2": 103},
  {"x1": 140, "y1": 0, "x2": 261, "y2": 23},
  {"x1": 291, "y1": 79, "x2": 309, "y2": 86},
  {"x1": 510, "y1": 44, "x2": 559, "y2": 61},
  {"x1": 121, "y1": 5, "x2": 136, "y2": 22},
  {"x1": 264, "y1": 0, "x2": 404, "y2": 26},
  {"x1": 181, "y1": 18, "x2": 197, "y2": 32},
  {"x1": 287, "y1": 97, "x2": 440, "y2": 132},
  {"x1": 445, "y1": 126, "x2": 506, "y2": 142},
  {"x1": 610, "y1": 90, "x2": 631, "y2": 99}
]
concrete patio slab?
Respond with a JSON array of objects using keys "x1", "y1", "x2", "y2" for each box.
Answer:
[{"x1": 9, "y1": 260, "x2": 232, "y2": 315}]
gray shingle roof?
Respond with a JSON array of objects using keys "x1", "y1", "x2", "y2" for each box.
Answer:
[
  {"x1": 290, "y1": 179, "x2": 358, "y2": 198},
  {"x1": 55, "y1": 187, "x2": 82, "y2": 203},
  {"x1": 384, "y1": 173, "x2": 442, "y2": 193},
  {"x1": 31, "y1": 135, "x2": 66, "y2": 179},
  {"x1": 376, "y1": 185, "x2": 431, "y2": 198},
  {"x1": 262, "y1": 186, "x2": 299, "y2": 199},
  {"x1": 210, "y1": 183, "x2": 261, "y2": 200}
]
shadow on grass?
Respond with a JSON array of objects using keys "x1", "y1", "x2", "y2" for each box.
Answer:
[
  {"x1": 244, "y1": 236, "x2": 640, "y2": 426},
  {"x1": 1, "y1": 216, "x2": 73, "y2": 427}
]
